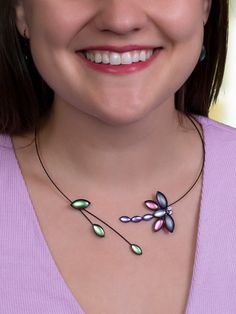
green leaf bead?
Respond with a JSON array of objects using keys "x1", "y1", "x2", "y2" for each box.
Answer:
[
  {"x1": 93, "y1": 224, "x2": 105, "y2": 237},
  {"x1": 131, "y1": 244, "x2": 142, "y2": 255},
  {"x1": 71, "y1": 199, "x2": 91, "y2": 209}
]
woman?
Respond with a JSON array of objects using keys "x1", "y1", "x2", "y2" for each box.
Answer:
[{"x1": 0, "y1": 0, "x2": 234, "y2": 313}]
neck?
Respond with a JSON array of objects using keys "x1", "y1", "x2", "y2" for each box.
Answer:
[{"x1": 38, "y1": 97, "x2": 202, "y2": 196}]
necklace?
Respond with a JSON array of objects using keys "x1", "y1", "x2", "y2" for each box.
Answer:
[{"x1": 34, "y1": 114, "x2": 205, "y2": 256}]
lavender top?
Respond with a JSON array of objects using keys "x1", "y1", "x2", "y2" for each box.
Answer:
[{"x1": 0, "y1": 115, "x2": 236, "y2": 313}]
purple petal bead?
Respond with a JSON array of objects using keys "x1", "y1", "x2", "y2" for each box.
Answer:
[
  {"x1": 153, "y1": 209, "x2": 166, "y2": 218},
  {"x1": 131, "y1": 216, "x2": 142, "y2": 223},
  {"x1": 165, "y1": 214, "x2": 175, "y2": 233},
  {"x1": 142, "y1": 214, "x2": 153, "y2": 221},
  {"x1": 119, "y1": 216, "x2": 131, "y2": 223},
  {"x1": 156, "y1": 191, "x2": 168, "y2": 209}
]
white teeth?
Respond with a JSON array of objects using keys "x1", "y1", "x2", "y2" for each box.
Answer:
[
  {"x1": 102, "y1": 52, "x2": 110, "y2": 64},
  {"x1": 139, "y1": 50, "x2": 146, "y2": 61},
  {"x1": 84, "y1": 49, "x2": 154, "y2": 65},
  {"x1": 121, "y1": 52, "x2": 133, "y2": 64},
  {"x1": 147, "y1": 50, "x2": 153, "y2": 58},
  {"x1": 86, "y1": 52, "x2": 94, "y2": 62},
  {"x1": 132, "y1": 51, "x2": 140, "y2": 63},
  {"x1": 94, "y1": 52, "x2": 102, "y2": 63},
  {"x1": 110, "y1": 52, "x2": 121, "y2": 65}
]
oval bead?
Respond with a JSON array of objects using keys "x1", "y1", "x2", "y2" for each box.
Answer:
[
  {"x1": 156, "y1": 191, "x2": 168, "y2": 209},
  {"x1": 165, "y1": 214, "x2": 175, "y2": 233},
  {"x1": 153, "y1": 219, "x2": 164, "y2": 232},
  {"x1": 119, "y1": 216, "x2": 131, "y2": 223},
  {"x1": 93, "y1": 224, "x2": 105, "y2": 237},
  {"x1": 145, "y1": 200, "x2": 158, "y2": 210},
  {"x1": 142, "y1": 214, "x2": 153, "y2": 221},
  {"x1": 71, "y1": 199, "x2": 91, "y2": 209},
  {"x1": 153, "y1": 209, "x2": 166, "y2": 218},
  {"x1": 131, "y1": 244, "x2": 142, "y2": 255},
  {"x1": 131, "y1": 216, "x2": 142, "y2": 223}
]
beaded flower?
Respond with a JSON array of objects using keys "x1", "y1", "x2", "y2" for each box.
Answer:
[{"x1": 120, "y1": 191, "x2": 175, "y2": 233}]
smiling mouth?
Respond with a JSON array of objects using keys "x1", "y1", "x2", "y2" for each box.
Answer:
[{"x1": 78, "y1": 48, "x2": 162, "y2": 66}]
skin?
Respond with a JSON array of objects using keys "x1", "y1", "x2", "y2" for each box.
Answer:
[
  {"x1": 14, "y1": 0, "x2": 211, "y2": 188},
  {"x1": 13, "y1": 2, "x2": 212, "y2": 312}
]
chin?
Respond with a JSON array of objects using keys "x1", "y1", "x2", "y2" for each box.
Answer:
[{"x1": 94, "y1": 107, "x2": 150, "y2": 127}]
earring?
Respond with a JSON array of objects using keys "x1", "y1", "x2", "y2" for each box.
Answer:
[
  {"x1": 23, "y1": 29, "x2": 30, "y2": 62},
  {"x1": 199, "y1": 45, "x2": 206, "y2": 63}
]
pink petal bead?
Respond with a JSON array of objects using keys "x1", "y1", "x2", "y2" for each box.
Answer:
[
  {"x1": 154, "y1": 219, "x2": 164, "y2": 232},
  {"x1": 145, "y1": 200, "x2": 158, "y2": 210}
]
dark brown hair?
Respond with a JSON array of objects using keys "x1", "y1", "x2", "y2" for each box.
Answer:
[{"x1": 0, "y1": 0, "x2": 229, "y2": 135}]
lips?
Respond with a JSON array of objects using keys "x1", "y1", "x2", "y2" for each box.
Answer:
[
  {"x1": 76, "y1": 45, "x2": 161, "y2": 53},
  {"x1": 82, "y1": 49, "x2": 159, "y2": 65},
  {"x1": 75, "y1": 45, "x2": 163, "y2": 75}
]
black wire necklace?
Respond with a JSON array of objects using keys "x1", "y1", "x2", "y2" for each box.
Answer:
[{"x1": 34, "y1": 114, "x2": 205, "y2": 256}]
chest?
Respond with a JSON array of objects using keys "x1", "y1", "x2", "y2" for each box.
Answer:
[{"x1": 31, "y1": 192, "x2": 200, "y2": 314}]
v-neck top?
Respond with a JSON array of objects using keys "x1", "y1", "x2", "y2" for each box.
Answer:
[{"x1": 0, "y1": 115, "x2": 236, "y2": 314}]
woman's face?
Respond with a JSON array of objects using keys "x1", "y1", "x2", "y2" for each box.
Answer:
[{"x1": 15, "y1": 0, "x2": 211, "y2": 125}]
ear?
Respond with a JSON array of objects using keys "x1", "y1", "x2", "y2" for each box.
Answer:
[
  {"x1": 203, "y1": 0, "x2": 212, "y2": 25},
  {"x1": 15, "y1": 1, "x2": 29, "y2": 38}
]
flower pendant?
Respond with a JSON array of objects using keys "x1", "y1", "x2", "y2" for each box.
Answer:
[{"x1": 119, "y1": 191, "x2": 175, "y2": 233}]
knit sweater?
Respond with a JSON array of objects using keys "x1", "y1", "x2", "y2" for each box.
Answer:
[{"x1": 0, "y1": 115, "x2": 236, "y2": 313}]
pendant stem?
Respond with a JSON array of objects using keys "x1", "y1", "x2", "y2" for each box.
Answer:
[
  {"x1": 79, "y1": 209, "x2": 93, "y2": 225},
  {"x1": 83, "y1": 208, "x2": 132, "y2": 246}
]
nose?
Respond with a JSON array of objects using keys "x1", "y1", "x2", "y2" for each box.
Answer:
[{"x1": 93, "y1": 0, "x2": 148, "y2": 36}]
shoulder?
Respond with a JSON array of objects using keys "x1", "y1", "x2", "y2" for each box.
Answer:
[
  {"x1": 0, "y1": 133, "x2": 13, "y2": 156},
  {"x1": 0, "y1": 135, "x2": 17, "y2": 203},
  {"x1": 0, "y1": 134, "x2": 13, "y2": 159},
  {"x1": 194, "y1": 115, "x2": 236, "y2": 183},
  {"x1": 195, "y1": 114, "x2": 236, "y2": 133},
  {"x1": 0, "y1": 134, "x2": 16, "y2": 176},
  {"x1": 194, "y1": 115, "x2": 236, "y2": 150},
  {"x1": 194, "y1": 114, "x2": 236, "y2": 135}
]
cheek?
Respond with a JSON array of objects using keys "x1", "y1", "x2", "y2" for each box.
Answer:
[
  {"x1": 26, "y1": 1, "x2": 94, "y2": 89},
  {"x1": 150, "y1": 0, "x2": 203, "y2": 43},
  {"x1": 26, "y1": 1, "x2": 92, "y2": 48},
  {"x1": 151, "y1": 1, "x2": 204, "y2": 80}
]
